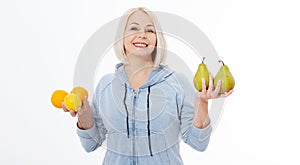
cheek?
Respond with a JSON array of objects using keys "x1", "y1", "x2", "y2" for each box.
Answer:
[
  {"x1": 148, "y1": 34, "x2": 157, "y2": 46},
  {"x1": 123, "y1": 36, "x2": 133, "y2": 49}
]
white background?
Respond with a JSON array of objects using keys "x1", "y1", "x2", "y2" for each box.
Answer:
[{"x1": 1, "y1": 0, "x2": 299, "y2": 164}]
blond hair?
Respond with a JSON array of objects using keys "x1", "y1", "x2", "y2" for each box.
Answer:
[{"x1": 114, "y1": 7, "x2": 166, "y2": 68}]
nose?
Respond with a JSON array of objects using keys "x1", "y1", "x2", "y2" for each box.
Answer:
[{"x1": 138, "y1": 30, "x2": 147, "y2": 39}]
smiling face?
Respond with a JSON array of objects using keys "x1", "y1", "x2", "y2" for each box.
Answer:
[{"x1": 123, "y1": 11, "x2": 157, "y2": 58}]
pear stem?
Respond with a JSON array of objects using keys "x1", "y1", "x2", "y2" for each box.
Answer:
[
  {"x1": 202, "y1": 57, "x2": 206, "y2": 64},
  {"x1": 218, "y1": 60, "x2": 225, "y2": 65}
]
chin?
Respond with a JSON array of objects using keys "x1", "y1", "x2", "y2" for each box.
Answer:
[{"x1": 130, "y1": 48, "x2": 154, "y2": 57}]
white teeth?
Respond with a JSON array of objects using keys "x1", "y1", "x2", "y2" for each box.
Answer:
[{"x1": 133, "y1": 43, "x2": 147, "y2": 47}]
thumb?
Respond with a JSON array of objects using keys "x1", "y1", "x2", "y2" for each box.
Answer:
[
  {"x1": 82, "y1": 96, "x2": 89, "y2": 109},
  {"x1": 83, "y1": 96, "x2": 88, "y2": 104},
  {"x1": 77, "y1": 106, "x2": 83, "y2": 115}
]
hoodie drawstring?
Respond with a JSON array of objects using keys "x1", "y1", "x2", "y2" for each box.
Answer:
[
  {"x1": 123, "y1": 84, "x2": 153, "y2": 156},
  {"x1": 123, "y1": 84, "x2": 130, "y2": 138},
  {"x1": 147, "y1": 86, "x2": 153, "y2": 156}
]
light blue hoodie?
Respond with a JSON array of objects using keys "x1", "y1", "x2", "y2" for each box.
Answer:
[{"x1": 77, "y1": 63, "x2": 212, "y2": 165}]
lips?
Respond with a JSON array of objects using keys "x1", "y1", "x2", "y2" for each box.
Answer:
[{"x1": 133, "y1": 42, "x2": 148, "y2": 48}]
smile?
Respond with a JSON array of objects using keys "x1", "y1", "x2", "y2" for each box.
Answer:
[{"x1": 133, "y1": 42, "x2": 148, "y2": 48}]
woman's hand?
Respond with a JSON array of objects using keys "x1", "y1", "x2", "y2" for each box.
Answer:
[
  {"x1": 62, "y1": 96, "x2": 94, "y2": 130},
  {"x1": 193, "y1": 75, "x2": 233, "y2": 128},
  {"x1": 199, "y1": 75, "x2": 233, "y2": 103}
]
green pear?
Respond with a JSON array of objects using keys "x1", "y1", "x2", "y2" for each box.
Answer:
[
  {"x1": 194, "y1": 57, "x2": 210, "y2": 91},
  {"x1": 214, "y1": 60, "x2": 235, "y2": 93}
]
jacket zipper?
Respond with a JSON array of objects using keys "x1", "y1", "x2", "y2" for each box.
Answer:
[{"x1": 133, "y1": 90, "x2": 137, "y2": 165}]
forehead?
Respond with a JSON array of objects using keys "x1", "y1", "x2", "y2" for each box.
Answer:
[{"x1": 127, "y1": 11, "x2": 153, "y2": 26}]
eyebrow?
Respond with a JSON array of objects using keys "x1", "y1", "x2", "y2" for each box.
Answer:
[{"x1": 130, "y1": 22, "x2": 154, "y2": 27}]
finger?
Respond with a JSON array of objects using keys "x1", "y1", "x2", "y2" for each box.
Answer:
[
  {"x1": 82, "y1": 96, "x2": 89, "y2": 111},
  {"x1": 62, "y1": 102, "x2": 69, "y2": 112},
  {"x1": 222, "y1": 89, "x2": 234, "y2": 98},
  {"x1": 202, "y1": 78, "x2": 207, "y2": 93},
  {"x1": 212, "y1": 80, "x2": 222, "y2": 97},
  {"x1": 77, "y1": 106, "x2": 83, "y2": 115},
  {"x1": 83, "y1": 96, "x2": 89, "y2": 105},
  {"x1": 70, "y1": 110, "x2": 77, "y2": 117},
  {"x1": 208, "y1": 74, "x2": 214, "y2": 91}
]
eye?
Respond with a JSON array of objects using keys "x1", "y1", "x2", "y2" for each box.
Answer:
[
  {"x1": 130, "y1": 27, "x2": 138, "y2": 31},
  {"x1": 146, "y1": 29, "x2": 155, "y2": 33}
]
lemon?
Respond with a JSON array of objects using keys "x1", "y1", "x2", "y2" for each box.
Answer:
[{"x1": 63, "y1": 93, "x2": 82, "y2": 111}]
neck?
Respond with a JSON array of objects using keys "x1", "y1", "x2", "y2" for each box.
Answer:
[
  {"x1": 125, "y1": 55, "x2": 154, "y2": 70},
  {"x1": 124, "y1": 54, "x2": 154, "y2": 79}
]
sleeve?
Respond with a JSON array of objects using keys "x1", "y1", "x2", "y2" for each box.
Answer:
[
  {"x1": 175, "y1": 73, "x2": 213, "y2": 152},
  {"x1": 76, "y1": 74, "x2": 112, "y2": 152}
]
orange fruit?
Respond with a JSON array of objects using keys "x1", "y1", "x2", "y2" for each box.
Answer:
[
  {"x1": 71, "y1": 86, "x2": 88, "y2": 101},
  {"x1": 63, "y1": 93, "x2": 82, "y2": 111},
  {"x1": 51, "y1": 90, "x2": 68, "y2": 108}
]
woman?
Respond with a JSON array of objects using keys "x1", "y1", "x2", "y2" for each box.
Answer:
[{"x1": 63, "y1": 7, "x2": 232, "y2": 165}]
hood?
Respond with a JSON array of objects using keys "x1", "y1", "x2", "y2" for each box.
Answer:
[{"x1": 114, "y1": 62, "x2": 173, "y2": 88}]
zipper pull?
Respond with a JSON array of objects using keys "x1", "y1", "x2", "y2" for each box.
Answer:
[{"x1": 133, "y1": 90, "x2": 137, "y2": 97}]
